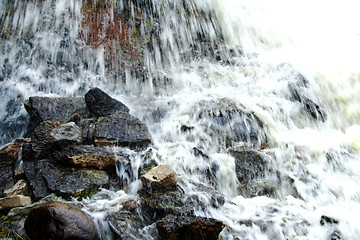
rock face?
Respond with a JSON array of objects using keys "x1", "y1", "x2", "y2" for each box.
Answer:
[
  {"x1": 24, "y1": 159, "x2": 109, "y2": 199},
  {"x1": 156, "y1": 214, "x2": 225, "y2": 240},
  {"x1": 0, "y1": 195, "x2": 31, "y2": 211},
  {"x1": 140, "y1": 165, "x2": 177, "y2": 192},
  {"x1": 0, "y1": 143, "x2": 21, "y2": 193},
  {"x1": 94, "y1": 111, "x2": 152, "y2": 148},
  {"x1": 49, "y1": 122, "x2": 82, "y2": 146},
  {"x1": 85, "y1": 87, "x2": 130, "y2": 117},
  {"x1": 24, "y1": 96, "x2": 89, "y2": 136},
  {"x1": 25, "y1": 201, "x2": 100, "y2": 240}
]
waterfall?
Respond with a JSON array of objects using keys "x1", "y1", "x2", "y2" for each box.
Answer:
[{"x1": 1, "y1": 0, "x2": 360, "y2": 239}]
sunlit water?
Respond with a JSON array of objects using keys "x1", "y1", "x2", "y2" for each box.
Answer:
[{"x1": 1, "y1": 0, "x2": 360, "y2": 239}]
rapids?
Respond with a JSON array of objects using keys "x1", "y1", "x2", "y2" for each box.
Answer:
[{"x1": 1, "y1": 0, "x2": 360, "y2": 239}]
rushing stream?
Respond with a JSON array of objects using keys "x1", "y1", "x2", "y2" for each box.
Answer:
[{"x1": 1, "y1": 0, "x2": 360, "y2": 239}]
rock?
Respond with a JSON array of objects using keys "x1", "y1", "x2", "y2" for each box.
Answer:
[
  {"x1": 94, "y1": 111, "x2": 152, "y2": 148},
  {"x1": 330, "y1": 230, "x2": 342, "y2": 240},
  {"x1": 320, "y1": 215, "x2": 339, "y2": 225},
  {"x1": 24, "y1": 159, "x2": 109, "y2": 199},
  {"x1": 54, "y1": 145, "x2": 129, "y2": 170},
  {"x1": 24, "y1": 96, "x2": 89, "y2": 136},
  {"x1": 0, "y1": 143, "x2": 21, "y2": 168},
  {"x1": 3, "y1": 179, "x2": 29, "y2": 197},
  {"x1": 106, "y1": 211, "x2": 145, "y2": 239},
  {"x1": 49, "y1": 122, "x2": 82, "y2": 146},
  {"x1": 0, "y1": 166, "x2": 15, "y2": 195},
  {"x1": 94, "y1": 138, "x2": 117, "y2": 147},
  {"x1": 156, "y1": 214, "x2": 225, "y2": 240},
  {"x1": 0, "y1": 195, "x2": 31, "y2": 211},
  {"x1": 25, "y1": 201, "x2": 100, "y2": 240},
  {"x1": 229, "y1": 147, "x2": 267, "y2": 184},
  {"x1": 22, "y1": 121, "x2": 60, "y2": 161},
  {"x1": 140, "y1": 165, "x2": 177, "y2": 192},
  {"x1": 79, "y1": 118, "x2": 96, "y2": 144},
  {"x1": 85, "y1": 87, "x2": 129, "y2": 117},
  {"x1": 239, "y1": 179, "x2": 277, "y2": 198}
]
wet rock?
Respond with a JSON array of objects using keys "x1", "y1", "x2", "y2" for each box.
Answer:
[
  {"x1": 0, "y1": 195, "x2": 31, "y2": 211},
  {"x1": 320, "y1": 215, "x2": 339, "y2": 225},
  {"x1": 22, "y1": 121, "x2": 60, "y2": 161},
  {"x1": 94, "y1": 111, "x2": 152, "y2": 149},
  {"x1": 106, "y1": 210, "x2": 145, "y2": 240},
  {"x1": 140, "y1": 165, "x2": 177, "y2": 192},
  {"x1": 24, "y1": 96, "x2": 88, "y2": 136},
  {"x1": 3, "y1": 179, "x2": 29, "y2": 197},
  {"x1": 25, "y1": 201, "x2": 100, "y2": 240},
  {"x1": 54, "y1": 145, "x2": 128, "y2": 170},
  {"x1": 0, "y1": 166, "x2": 15, "y2": 195},
  {"x1": 180, "y1": 125, "x2": 194, "y2": 132},
  {"x1": 330, "y1": 230, "x2": 342, "y2": 240},
  {"x1": 49, "y1": 122, "x2": 82, "y2": 146},
  {"x1": 0, "y1": 143, "x2": 21, "y2": 168},
  {"x1": 94, "y1": 138, "x2": 116, "y2": 147},
  {"x1": 24, "y1": 159, "x2": 109, "y2": 199},
  {"x1": 239, "y1": 179, "x2": 277, "y2": 198},
  {"x1": 85, "y1": 87, "x2": 129, "y2": 118},
  {"x1": 79, "y1": 118, "x2": 96, "y2": 144},
  {"x1": 156, "y1": 214, "x2": 225, "y2": 240},
  {"x1": 229, "y1": 147, "x2": 267, "y2": 184}
]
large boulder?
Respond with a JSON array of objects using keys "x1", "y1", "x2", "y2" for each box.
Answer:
[
  {"x1": 94, "y1": 111, "x2": 152, "y2": 149},
  {"x1": 156, "y1": 214, "x2": 225, "y2": 240},
  {"x1": 85, "y1": 87, "x2": 130, "y2": 117},
  {"x1": 24, "y1": 96, "x2": 89, "y2": 136},
  {"x1": 24, "y1": 159, "x2": 109, "y2": 199},
  {"x1": 25, "y1": 201, "x2": 100, "y2": 240}
]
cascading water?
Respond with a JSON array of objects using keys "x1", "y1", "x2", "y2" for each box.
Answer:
[{"x1": 1, "y1": 0, "x2": 360, "y2": 239}]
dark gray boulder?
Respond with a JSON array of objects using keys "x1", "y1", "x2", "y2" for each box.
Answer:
[
  {"x1": 25, "y1": 201, "x2": 100, "y2": 240},
  {"x1": 24, "y1": 96, "x2": 89, "y2": 136},
  {"x1": 23, "y1": 159, "x2": 109, "y2": 200},
  {"x1": 94, "y1": 111, "x2": 152, "y2": 149},
  {"x1": 106, "y1": 211, "x2": 146, "y2": 240},
  {"x1": 85, "y1": 88, "x2": 130, "y2": 118},
  {"x1": 156, "y1": 214, "x2": 225, "y2": 240}
]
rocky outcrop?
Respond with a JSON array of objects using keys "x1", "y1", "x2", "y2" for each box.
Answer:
[
  {"x1": 24, "y1": 159, "x2": 109, "y2": 199},
  {"x1": 156, "y1": 214, "x2": 225, "y2": 240},
  {"x1": 25, "y1": 201, "x2": 100, "y2": 240},
  {"x1": 24, "y1": 96, "x2": 89, "y2": 136},
  {"x1": 94, "y1": 111, "x2": 152, "y2": 148},
  {"x1": 85, "y1": 87, "x2": 130, "y2": 117},
  {"x1": 140, "y1": 165, "x2": 177, "y2": 192}
]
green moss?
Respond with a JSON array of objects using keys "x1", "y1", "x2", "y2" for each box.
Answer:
[{"x1": 74, "y1": 187, "x2": 99, "y2": 201}]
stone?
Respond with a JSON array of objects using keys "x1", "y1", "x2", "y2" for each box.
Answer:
[
  {"x1": 229, "y1": 147, "x2": 267, "y2": 184},
  {"x1": 24, "y1": 96, "x2": 89, "y2": 136},
  {"x1": 54, "y1": 145, "x2": 129, "y2": 170},
  {"x1": 140, "y1": 165, "x2": 177, "y2": 192},
  {"x1": 0, "y1": 143, "x2": 21, "y2": 168},
  {"x1": 49, "y1": 122, "x2": 82, "y2": 146},
  {"x1": 3, "y1": 179, "x2": 29, "y2": 197},
  {"x1": 239, "y1": 179, "x2": 277, "y2": 198},
  {"x1": 85, "y1": 87, "x2": 129, "y2": 117},
  {"x1": 25, "y1": 201, "x2": 100, "y2": 240},
  {"x1": 94, "y1": 111, "x2": 152, "y2": 149},
  {"x1": 156, "y1": 214, "x2": 225, "y2": 240},
  {"x1": 94, "y1": 138, "x2": 116, "y2": 147},
  {"x1": 0, "y1": 166, "x2": 15, "y2": 194},
  {"x1": 79, "y1": 118, "x2": 96, "y2": 144},
  {"x1": 106, "y1": 211, "x2": 145, "y2": 239},
  {"x1": 320, "y1": 215, "x2": 339, "y2": 225},
  {"x1": 0, "y1": 195, "x2": 31, "y2": 211},
  {"x1": 22, "y1": 121, "x2": 60, "y2": 161},
  {"x1": 24, "y1": 159, "x2": 109, "y2": 200}
]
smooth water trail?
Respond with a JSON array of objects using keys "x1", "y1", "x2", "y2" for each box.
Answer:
[{"x1": 1, "y1": 0, "x2": 360, "y2": 239}]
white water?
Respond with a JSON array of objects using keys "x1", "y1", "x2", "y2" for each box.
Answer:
[{"x1": 1, "y1": 0, "x2": 360, "y2": 239}]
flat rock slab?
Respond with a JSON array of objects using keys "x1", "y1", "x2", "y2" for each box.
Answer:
[
  {"x1": 140, "y1": 165, "x2": 177, "y2": 192},
  {"x1": 156, "y1": 214, "x2": 225, "y2": 240},
  {"x1": 24, "y1": 96, "x2": 89, "y2": 136},
  {"x1": 25, "y1": 201, "x2": 100, "y2": 240},
  {"x1": 24, "y1": 159, "x2": 109, "y2": 199},
  {"x1": 94, "y1": 111, "x2": 152, "y2": 149},
  {"x1": 85, "y1": 87, "x2": 129, "y2": 117},
  {"x1": 0, "y1": 195, "x2": 31, "y2": 211}
]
